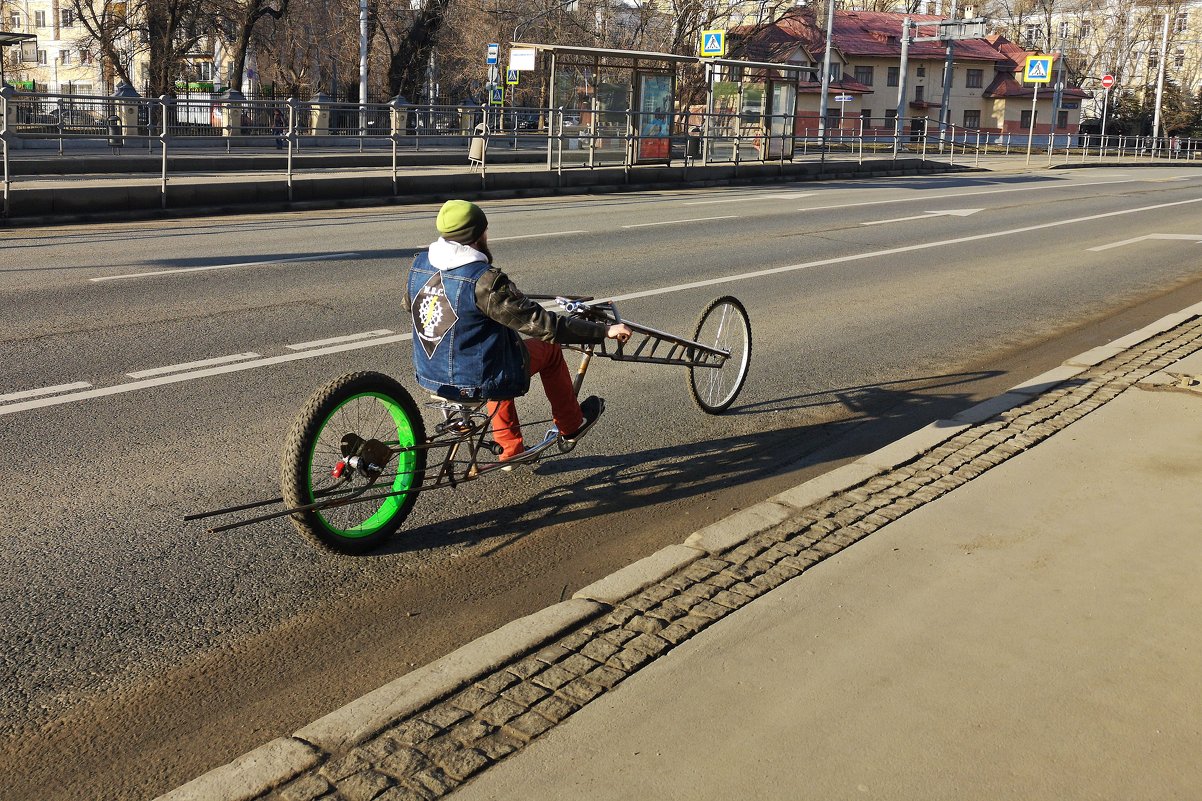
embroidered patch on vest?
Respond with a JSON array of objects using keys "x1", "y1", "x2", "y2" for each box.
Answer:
[{"x1": 413, "y1": 271, "x2": 459, "y2": 359}]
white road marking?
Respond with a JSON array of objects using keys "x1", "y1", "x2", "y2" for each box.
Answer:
[
  {"x1": 861, "y1": 209, "x2": 984, "y2": 226},
  {"x1": 684, "y1": 193, "x2": 816, "y2": 205},
  {"x1": 490, "y1": 230, "x2": 588, "y2": 241},
  {"x1": 1087, "y1": 233, "x2": 1202, "y2": 252},
  {"x1": 622, "y1": 215, "x2": 740, "y2": 228},
  {"x1": 599, "y1": 195, "x2": 1202, "y2": 305},
  {"x1": 0, "y1": 333, "x2": 408, "y2": 417},
  {"x1": 88, "y1": 252, "x2": 361, "y2": 282},
  {"x1": 287, "y1": 330, "x2": 394, "y2": 350},
  {"x1": 0, "y1": 381, "x2": 92, "y2": 402},
  {"x1": 8, "y1": 194, "x2": 1202, "y2": 418},
  {"x1": 797, "y1": 178, "x2": 1139, "y2": 212},
  {"x1": 126, "y1": 352, "x2": 263, "y2": 378}
]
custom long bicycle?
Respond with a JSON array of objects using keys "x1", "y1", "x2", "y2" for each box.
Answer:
[{"x1": 187, "y1": 295, "x2": 751, "y2": 553}]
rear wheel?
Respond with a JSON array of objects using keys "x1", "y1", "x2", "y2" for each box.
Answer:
[
  {"x1": 688, "y1": 296, "x2": 752, "y2": 414},
  {"x1": 280, "y1": 371, "x2": 426, "y2": 553}
]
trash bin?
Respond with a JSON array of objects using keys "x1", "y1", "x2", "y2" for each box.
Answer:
[
  {"x1": 107, "y1": 114, "x2": 123, "y2": 149},
  {"x1": 112, "y1": 81, "x2": 141, "y2": 141},
  {"x1": 469, "y1": 123, "x2": 488, "y2": 166},
  {"x1": 687, "y1": 126, "x2": 702, "y2": 161}
]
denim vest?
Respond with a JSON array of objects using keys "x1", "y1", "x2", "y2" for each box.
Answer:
[{"x1": 407, "y1": 253, "x2": 530, "y2": 400}]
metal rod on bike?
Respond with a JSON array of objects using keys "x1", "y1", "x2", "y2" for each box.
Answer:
[{"x1": 573, "y1": 345, "x2": 594, "y2": 397}]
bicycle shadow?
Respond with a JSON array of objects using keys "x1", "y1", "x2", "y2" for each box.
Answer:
[{"x1": 369, "y1": 369, "x2": 1002, "y2": 557}]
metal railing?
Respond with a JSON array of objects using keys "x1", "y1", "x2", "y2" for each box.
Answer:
[{"x1": 2, "y1": 89, "x2": 1199, "y2": 218}]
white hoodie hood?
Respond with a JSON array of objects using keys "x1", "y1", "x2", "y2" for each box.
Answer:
[{"x1": 427, "y1": 237, "x2": 488, "y2": 270}]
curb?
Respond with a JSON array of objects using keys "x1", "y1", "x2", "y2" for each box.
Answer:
[{"x1": 154, "y1": 299, "x2": 1202, "y2": 801}]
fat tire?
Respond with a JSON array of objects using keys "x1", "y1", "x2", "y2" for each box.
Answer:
[
  {"x1": 688, "y1": 296, "x2": 752, "y2": 414},
  {"x1": 280, "y1": 371, "x2": 426, "y2": 554}
]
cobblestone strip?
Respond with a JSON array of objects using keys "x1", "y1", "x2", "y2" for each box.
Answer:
[{"x1": 262, "y1": 318, "x2": 1202, "y2": 801}]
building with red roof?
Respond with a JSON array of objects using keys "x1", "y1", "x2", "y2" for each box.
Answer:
[{"x1": 734, "y1": 9, "x2": 1091, "y2": 137}]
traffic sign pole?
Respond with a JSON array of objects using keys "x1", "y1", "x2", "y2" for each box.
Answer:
[
  {"x1": 1099, "y1": 74, "x2": 1114, "y2": 153},
  {"x1": 1025, "y1": 82, "x2": 1039, "y2": 166}
]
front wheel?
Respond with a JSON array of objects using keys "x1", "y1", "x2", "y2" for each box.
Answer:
[
  {"x1": 280, "y1": 371, "x2": 426, "y2": 553},
  {"x1": 688, "y1": 296, "x2": 752, "y2": 414}
]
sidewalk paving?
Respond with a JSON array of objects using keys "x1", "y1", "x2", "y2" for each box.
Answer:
[{"x1": 157, "y1": 302, "x2": 1202, "y2": 801}]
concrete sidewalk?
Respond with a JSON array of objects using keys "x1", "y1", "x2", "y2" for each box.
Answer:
[
  {"x1": 156, "y1": 302, "x2": 1202, "y2": 801},
  {"x1": 447, "y1": 334, "x2": 1202, "y2": 801}
]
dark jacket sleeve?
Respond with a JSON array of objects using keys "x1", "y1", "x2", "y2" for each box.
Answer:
[{"x1": 475, "y1": 267, "x2": 609, "y2": 344}]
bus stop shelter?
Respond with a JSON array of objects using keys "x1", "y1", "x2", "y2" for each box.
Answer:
[{"x1": 510, "y1": 42, "x2": 816, "y2": 167}]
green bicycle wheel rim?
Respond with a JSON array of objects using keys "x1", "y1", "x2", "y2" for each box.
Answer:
[{"x1": 307, "y1": 391, "x2": 418, "y2": 538}]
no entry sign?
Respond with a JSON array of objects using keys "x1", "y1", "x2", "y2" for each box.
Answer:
[{"x1": 1101, "y1": 74, "x2": 1115, "y2": 89}]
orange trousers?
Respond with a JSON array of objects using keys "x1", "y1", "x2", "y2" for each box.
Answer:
[{"x1": 487, "y1": 339, "x2": 583, "y2": 460}]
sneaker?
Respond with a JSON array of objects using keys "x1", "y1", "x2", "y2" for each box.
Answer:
[{"x1": 562, "y1": 396, "x2": 604, "y2": 444}]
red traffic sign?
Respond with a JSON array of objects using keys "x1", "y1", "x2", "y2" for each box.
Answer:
[{"x1": 1101, "y1": 74, "x2": 1115, "y2": 89}]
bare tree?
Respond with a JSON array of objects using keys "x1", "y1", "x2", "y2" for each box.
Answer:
[{"x1": 214, "y1": 0, "x2": 290, "y2": 93}]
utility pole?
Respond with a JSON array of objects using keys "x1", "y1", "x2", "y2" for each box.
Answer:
[
  {"x1": 1150, "y1": 7, "x2": 1170, "y2": 153},
  {"x1": 359, "y1": 0, "x2": 368, "y2": 135},
  {"x1": 818, "y1": 0, "x2": 836, "y2": 138},
  {"x1": 895, "y1": 17, "x2": 911, "y2": 153},
  {"x1": 1048, "y1": 45, "x2": 1064, "y2": 162},
  {"x1": 938, "y1": 0, "x2": 958, "y2": 138}
]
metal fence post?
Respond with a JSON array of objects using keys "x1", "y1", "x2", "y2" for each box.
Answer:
[
  {"x1": 287, "y1": 96, "x2": 298, "y2": 202},
  {"x1": 975, "y1": 130, "x2": 981, "y2": 167},
  {"x1": 921, "y1": 117, "x2": 928, "y2": 159},
  {"x1": 1, "y1": 86, "x2": 11, "y2": 218},
  {"x1": 159, "y1": 95, "x2": 173, "y2": 209},
  {"x1": 625, "y1": 106, "x2": 633, "y2": 181},
  {"x1": 389, "y1": 97, "x2": 402, "y2": 194},
  {"x1": 858, "y1": 115, "x2": 864, "y2": 165}
]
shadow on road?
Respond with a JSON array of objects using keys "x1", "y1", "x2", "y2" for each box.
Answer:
[{"x1": 371, "y1": 369, "x2": 1002, "y2": 558}]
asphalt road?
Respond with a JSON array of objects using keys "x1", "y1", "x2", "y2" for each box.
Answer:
[{"x1": 3, "y1": 166, "x2": 1202, "y2": 800}]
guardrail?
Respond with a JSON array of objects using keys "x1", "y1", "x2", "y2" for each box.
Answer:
[{"x1": 2, "y1": 89, "x2": 1199, "y2": 217}]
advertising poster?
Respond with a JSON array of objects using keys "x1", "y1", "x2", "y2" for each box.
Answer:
[{"x1": 637, "y1": 73, "x2": 672, "y2": 162}]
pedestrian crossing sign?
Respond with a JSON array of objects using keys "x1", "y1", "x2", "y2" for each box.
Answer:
[
  {"x1": 1024, "y1": 55, "x2": 1053, "y2": 84},
  {"x1": 700, "y1": 29, "x2": 726, "y2": 58},
  {"x1": 506, "y1": 68, "x2": 519, "y2": 85}
]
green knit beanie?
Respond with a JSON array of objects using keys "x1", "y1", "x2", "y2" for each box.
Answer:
[{"x1": 436, "y1": 200, "x2": 488, "y2": 244}]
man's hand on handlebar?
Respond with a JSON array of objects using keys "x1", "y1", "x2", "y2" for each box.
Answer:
[{"x1": 607, "y1": 324, "x2": 633, "y2": 344}]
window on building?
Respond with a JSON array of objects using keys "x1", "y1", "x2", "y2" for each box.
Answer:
[
  {"x1": 197, "y1": 61, "x2": 212, "y2": 80},
  {"x1": 1176, "y1": 11, "x2": 1188, "y2": 33},
  {"x1": 79, "y1": 49, "x2": 93, "y2": 65},
  {"x1": 1151, "y1": 14, "x2": 1164, "y2": 32},
  {"x1": 1020, "y1": 109, "x2": 1037, "y2": 128},
  {"x1": 884, "y1": 109, "x2": 898, "y2": 119},
  {"x1": 59, "y1": 49, "x2": 70, "y2": 64},
  {"x1": 1149, "y1": 51, "x2": 1159, "y2": 70},
  {"x1": 1059, "y1": 21, "x2": 1070, "y2": 39},
  {"x1": 887, "y1": 66, "x2": 899, "y2": 87},
  {"x1": 860, "y1": 109, "x2": 872, "y2": 121},
  {"x1": 36, "y1": 49, "x2": 47, "y2": 64},
  {"x1": 1175, "y1": 48, "x2": 1185, "y2": 68},
  {"x1": 1024, "y1": 23, "x2": 1041, "y2": 46},
  {"x1": 914, "y1": 85, "x2": 924, "y2": 102},
  {"x1": 940, "y1": 69, "x2": 953, "y2": 87},
  {"x1": 1056, "y1": 110, "x2": 1068, "y2": 129},
  {"x1": 60, "y1": 9, "x2": 74, "y2": 27},
  {"x1": 830, "y1": 63, "x2": 841, "y2": 81},
  {"x1": 34, "y1": 10, "x2": 47, "y2": 27},
  {"x1": 8, "y1": 11, "x2": 20, "y2": 29},
  {"x1": 966, "y1": 68, "x2": 983, "y2": 88},
  {"x1": 1080, "y1": 19, "x2": 1092, "y2": 38},
  {"x1": 963, "y1": 109, "x2": 981, "y2": 128},
  {"x1": 854, "y1": 65, "x2": 874, "y2": 85},
  {"x1": 916, "y1": 65, "x2": 926, "y2": 77}
]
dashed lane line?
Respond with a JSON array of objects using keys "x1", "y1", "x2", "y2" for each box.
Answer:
[
  {"x1": 126, "y1": 352, "x2": 263, "y2": 379},
  {"x1": 88, "y1": 252, "x2": 362, "y2": 282},
  {"x1": 490, "y1": 230, "x2": 589, "y2": 242},
  {"x1": 0, "y1": 381, "x2": 92, "y2": 403},
  {"x1": 622, "y1": 215, "x2": 740, "y2": 229},
  {"x1": 796, "y1": 178, "x2": 1142, "y2": 213},
  {"x1": 287, "y1": 330, "x2": 395, "y2": 351}
]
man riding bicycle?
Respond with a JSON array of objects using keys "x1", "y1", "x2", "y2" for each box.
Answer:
[{"x1": 405, "y1": 200, "x2": 632, "y2": 464}]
